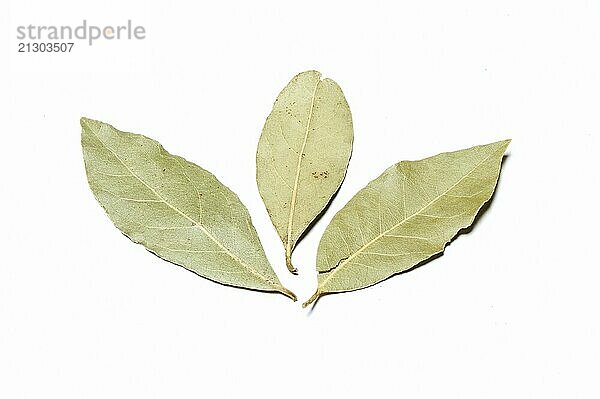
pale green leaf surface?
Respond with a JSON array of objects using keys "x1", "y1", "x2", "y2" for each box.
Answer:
[
  {"x1": 256, "y1": 71, "x2": 353, "y2": 273},
  {"x1": 81, "y1": 118, "x2": 296, "y2": 300},
  {"x1": 304, "y1": 140, "x2": 510, "y2": 306}
]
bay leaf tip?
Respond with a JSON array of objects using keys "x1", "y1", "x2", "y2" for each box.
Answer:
[
  {"x1": 280, "y1": 287, "x2": 297, "y2": 302},
  {"x1": 499, "y1": 138, "x2": 512, "y2": 148},
  {"x1": 285, "y1": 254, "x2": 298, "y2": 275},
  {"x1": 80, "y1": 116, "x2": 99, "y2": 132},
  {"x1": 302, "y1": 289, "x2": 321, "y2": 308}
]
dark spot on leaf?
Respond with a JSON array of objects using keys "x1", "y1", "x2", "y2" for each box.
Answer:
[{"x1": 312, "y1": 170, "x2": 329, "y2": 179}]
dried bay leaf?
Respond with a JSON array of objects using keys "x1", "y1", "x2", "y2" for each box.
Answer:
[
  {"x1": 256, "y1": 71, "x2": 353, "y2": 274},
  {"x1": 303, "y1": 140, "x2": 510, "y2": 307},
  {"x1": 81, "y1": 118, "x2": 296, "y2": 301}
]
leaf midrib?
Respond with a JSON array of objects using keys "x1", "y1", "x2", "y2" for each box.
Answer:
[
  {"x1": 85, "y1": 122, "x2": 280, "y2": 290},
  {"x1": 285, "y1": 78, "x2": 320, "y2": 255},
  {"x1": 319, "y1": 145, "x2": 503, "y2": 289}
]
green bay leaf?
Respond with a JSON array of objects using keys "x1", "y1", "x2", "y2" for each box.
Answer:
[
  {"x1": 256, "y1": 71, "x2": 353, "y2": 274},
  {"x1": 81, "y1": 118, "x2": 296, "y2": 301},
  {"x1": 303, "y1": 140, "x2": 510, "y2": 307}
]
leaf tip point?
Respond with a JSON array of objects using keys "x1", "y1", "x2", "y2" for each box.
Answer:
[
  {"x1": 281, "y1": 288, "x2": 297, "y2": 302},
  {"x1": 302, "y1": 290, "x2": 321, "y2": 308},
  {"x1": 499, "y1": 138, "x2": 512, "y2": 152},
  {"x1": 80, "y1": 116, "x2": 95, "y2": 130},
  {"x1": 285, "y1": 256, "x2": 298, "y2": 275}
]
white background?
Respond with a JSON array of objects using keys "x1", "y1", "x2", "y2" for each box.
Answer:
[{"x1": 1, "y1": 1, "x2": 599, "y2": 398}]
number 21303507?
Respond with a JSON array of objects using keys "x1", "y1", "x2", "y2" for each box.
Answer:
[{"x1": 18, "y1": 42, "x2": 74, "y2": 52}]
